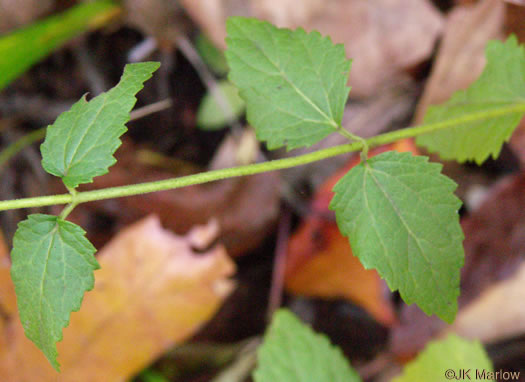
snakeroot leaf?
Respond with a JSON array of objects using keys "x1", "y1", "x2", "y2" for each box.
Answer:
[
  {"x1": 41, "y1": 62, "x2": 160, "y2": 188},
  {"x1": 416, "y1": 36, "x2": 525, "y2": 164},
  {"x1": 254, "y1": 309, "x2": 361, "y2": 382},
  {"x1": 330, "y1": 151, "x2": 464, "y2": 322},
  {"x1": 197, "y1": 80, "x2": 245, "y2": 130},
  {"x1": 226, "y1": 17, "x2": 351, "y2": 150},
  {"x1": 392, "y1": 335, "x2": 492, "y2": 382},
  {"x1": 10, "y1": 214, "x2": 99, "y2": 370}
]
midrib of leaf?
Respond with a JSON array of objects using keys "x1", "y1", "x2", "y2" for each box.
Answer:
[
  {"x1": 63, "y1": 96, "x2": 108, "y2": 176},
  {"x1": 364, "y1": 164, "x2": 447, "y2": 300},
  {"x1": 38, "y1": 225, "x2": 57, "y2": 344},
  {"x1": 238, "y1": 26, "x2": 338, "y2": 129},
  {"x1": 415, "y1": 102, "x2": 525, "y2": 134}
]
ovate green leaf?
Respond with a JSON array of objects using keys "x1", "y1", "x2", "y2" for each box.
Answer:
[
  {"x1": 0, "y1": 0, "x2": 119, "y2": 91},
  {"x1": 10, "y1": 214, "x2": 99, "y2": 370},
  {"x1": 330, "y1": 151, "x2": 464, "y2": 322},
  {"x1": 41, "y1": 62, "x2": 160, "y2": 188},
  {"x1": 416, "y1": 36, "x2": 525, "y2": 164},
  {"x1": 392, "y1": 335, "x2": 492, "y2": 382},
  {"x1": 254, "y1": 309, "x2": 361, "y2": 382},
  {"x1": 226, "y1": 17, "x2": 351, "y2": 150},
  {"x1": 197, "y1": 80, "x2": 245, "y2": 130}
]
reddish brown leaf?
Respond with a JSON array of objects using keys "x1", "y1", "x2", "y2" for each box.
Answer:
[{"x1": 285, "y1": 140, "x2": 418, "y2": 326}]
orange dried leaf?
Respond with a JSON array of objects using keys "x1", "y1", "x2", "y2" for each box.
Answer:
[
  {"x1": 285, "y1": 140, "x2": 417, "y2": 326},
  {"x1": 2, "y1": 216, "x2": 235, "y2": 381},
  {"x1": 0, "y1": 229, "x2": 15, "y2": 316}
]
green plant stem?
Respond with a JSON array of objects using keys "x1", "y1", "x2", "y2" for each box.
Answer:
[
  {"x1": 0, "y1": 128, "x2": 46, "y2": 171},
  {"x1": 1, "y1": 102, "x2": 524, "y2": 212},
  {"x1": 337, "y1": 126, "x2": 369, "y2": 160}
]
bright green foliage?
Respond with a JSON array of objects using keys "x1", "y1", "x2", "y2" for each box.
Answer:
[
  {"x1": 253, "y1": 309, "x2": 361, "y2": 382},
  {"x1": 226, "y1": 17, "x2": 351, "y2": 150},
  {"x1": 0, "y1": 0, "x2": 119, "y2": 91},
  {"x1": 197, "y1": 80, "x2": 245, "y2": 129},
  {"x1": 41, "y1": 62, "x2": 159, "y2": 188},
  {"x1": 416, "y1": 36, "x2": 525, "y2": 164},
  {"x1": 392, "y1": 335, "x2": 493, "y2": 382},
  {"x1": 10, "y1": 214, "x2": 99, "y2": 371},
  {"x1": 330, "y1": 151, "x2": 464, "y2": 322},
  {"x1": 196, "y1": 33, "x2": 229, "y2": 76}
]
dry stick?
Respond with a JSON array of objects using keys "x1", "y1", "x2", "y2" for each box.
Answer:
[
  {"x1": 72, "y1": 40, "x2": 108, "y2": 95},
  {"x1": 267, "y1": 209, "x2": 292, "y2": 321},
  {"x1": 176, "y1": 35, "x2": 243, "y2": 131},
  {"x1": 0, "y1": 98, "x2": 173, "y2": 172}
]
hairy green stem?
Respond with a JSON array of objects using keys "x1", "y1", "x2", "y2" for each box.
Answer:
[{"x1": 1, "y1": 102, "x2": 524, "y2": 212}]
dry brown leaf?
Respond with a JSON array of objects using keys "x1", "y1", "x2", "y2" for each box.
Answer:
[
  {"x1": 2, "y1": 216, "x2": 235, "y2": 381},
  {"x1": 0, "y1": 229, "x2": 15, "y2": 317},
  {"x1": 510, "y1": 118, "x2": 525, "y2": 169},
  {"x1": 179, "y1": 0, "x2": 443, "y2": 98},
  {"x1": 0, "y1": 229, "x2": 12, "y2": 376},
  {"x1": 443, "y1": 260, "x2": 525, "y2": 344},
  {"x1": 413, "y1": 0, "x2": 504, "y2": 123},
  {"x1": 0, "y1": 0, "x2": 53, "y2": 33},
  {"x1": 286, "y1": 221, "x2": 396, "y2": 327}
]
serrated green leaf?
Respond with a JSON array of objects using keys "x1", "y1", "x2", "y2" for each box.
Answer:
[
  {"x1": 225, "y1": 17, "x2": 351, "y2": 150},
  {"x1": 330, "y1": 151, "x2": 464, "y2": 322},
  {"x1": 41, "y1": 62, "x2": 160, "y2": 188},
  {"x1": 416, "y1": 36, "x2": 525, "y2": 164},
  {"x1": 10, "y1": 214, "x2": 99, "y2": 371},
  {"x1": 197, "y1": 80, "x2": 245, "y2": 130},
  {"x1": 254, "y1": 309, "x2": 361, "y2": 382},
  {"x1": 0, "y1": 0, "x2": 119, "y2": 91},
  {"x1": 393, "y1": 335, "x2": 492, "y2": 382}
]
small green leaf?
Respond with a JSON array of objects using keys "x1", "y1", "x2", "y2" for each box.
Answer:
[
  {"x1": 393, "y1": 335, "x2": 493, "y2": 382},
  {"x1": 416, "y1": 36, "x2": 525, "y2": 164},
  {"x1": 0, "y1": 0, "x2": 119, "y2": 91},
  {"x1": 197, "y1": 80, "x2": 245, "y2": 130},
  {"x1": 254, "y1": 309, "x2": 362, "y2": 382},
  {"x1": 41, "y1": 62, "x2": 160, "y2": 188},
  {"x1": 196, "y1": 33, "x2": 229, "y2": 76},
  {"x1": 10, "y1": 214, "x2": 99, "y2": 370},
  {"x1": 330, "y1": 151, "x2": 464, "y2": 322},
  {"x1": 226, "y1": 17, "x2": 351, "y2": 150}
]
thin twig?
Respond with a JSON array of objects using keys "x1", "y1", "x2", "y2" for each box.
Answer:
[
  {"x1": 267, "y1": 208, "x2": 292, "y2": 321},
  {"x1": 176, "y1": 35, "x2": 243, "y2": 130},
  {"x1": 0, "y1": 98, "x2": 173, "y2": 172}
]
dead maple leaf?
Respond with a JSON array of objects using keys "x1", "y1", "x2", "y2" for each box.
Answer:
[
  {"x1": 285, "y1": 140, "x2": 418, "y2": 327},
  {"x1": 1, "y1": 216, "x2": 235, "y2": 381}
]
